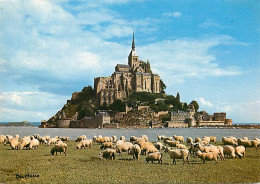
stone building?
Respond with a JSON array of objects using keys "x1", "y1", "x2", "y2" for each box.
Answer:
[{"x1": 94, "y1": 33, "x2": 161, "y2": 106}]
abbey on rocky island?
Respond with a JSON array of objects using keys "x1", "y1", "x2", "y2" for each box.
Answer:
[{"x1": 94, "y1": 33, "x2": 161, "y2": 106}]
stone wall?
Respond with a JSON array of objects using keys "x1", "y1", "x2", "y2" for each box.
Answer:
[
  {"x1": 167, "y1": 122, "x2": 188, "y2": 128},
  {"x1": 57, "y1": 119, "x2": 71, "y2": 128},
  {"x1": 103, "y1": 123, "x2": 119, "y2": 129}
]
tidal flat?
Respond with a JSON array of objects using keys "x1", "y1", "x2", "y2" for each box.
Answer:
[{"x1": 0, "y1": 140, "x2": 259, "y2": 184}]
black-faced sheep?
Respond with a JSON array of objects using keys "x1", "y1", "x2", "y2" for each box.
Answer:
[
  {"x1": 195, "y1": 137, "x2": 201, "y2": 143},
  {"x1": 60, "y1": 137, "x2": 69, "y2": 142},
  {"x1": 99, "y1": 148, "x2": 116, "y2": 160},
  {"x1": 154, "y1": 142, "x2": 165, "y2": 151},
  {"x1": 75, "y1": 135, "x2": 87, "y2": 142},
  {"x1": 146, "y1": 152, "x2": 163, "y2": 164},
  {"x1": 130, "y1": 144, "x2": 141, "y2": 160},
  {"x1": 186, "y1": 137, "x2": 193, "y2": 145},
  {"x1": 120, "y1": 136, "x2": 126, "y2": 142},
  {"x1": 235, "y1": 146, "x2": 246, "y2": 158},
  {"x1": 51, "y1": 142, "x2": 67, "y2": 156},
  {"x1": 165, "y1": 147, "x2": 190, "y2": 165}
]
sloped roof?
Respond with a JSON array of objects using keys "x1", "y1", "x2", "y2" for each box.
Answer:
[{"x1": 116, "y1": 64, "x2": 130, "y2": 68}]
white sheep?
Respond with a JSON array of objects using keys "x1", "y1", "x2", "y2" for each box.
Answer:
[
  {"x1": 195, "y1": 137, "x2": 201, "y2": 143},
  {"x1": 141, "y1": 135, "x2": 149, "y2": 142},
  {"x1": 143, "y1": 144, "x2": 158, "y2": 155},
  {"x1": 222, "y1": 137, "x2": 238, "y2": 146},
  {"x1": 145, "y1": 152, "x2": 163, "y2": 164},
  {"x1": 10, "y1": 137, "x2": 20, "y2": 150},
  {"x1": 130, "y1": 144, "x2": 141, "y2": 160},
  {"x1": 100, "y1": 142, "x2": 113, "y2": 150},
  {"x1": 195, "y1": 143, "x2": 224, "y2": 160},
  {"x1": 173, "y1": 135, "x2": 184, "y2": 142},
  {"x1": 115, "y1": 141, "x2": 133, "y2": 154},
  {"x1": 165, "y1": 140, "x2": 180, "y2": 147},
  {"x1": 176, "y1": 144, "x2": 187, "y2": 150},
  {"x1": 196, "y1": 151, "x2": 218, "y2": 164},
  {"x1": 75, "y1": 135, "x2": 87, "y2": 142},
  {"x1": 48, "y1": 137, "x2": 60, "y2": 146},
  {"x1": 223, "y1": 145, "x2": 235, "y2": 158},
  {"x1": 235, "y1": 146, "x2": 246, "y2": 158},
  {"x1": 186, "y1": 137, "x2": 193, "y2": 145},
  {"x1": 51, "y1": 142, "x2": 67, "y2": 156},
  {"x1": 163, "y1": 137, "x2": 173, "y2": 144},
  {"x1": 20, "y1": 137, "x2": 31, "y2": 150},
  {"x1": 43, "y1": 135, "x2": 50, "y2": 142},
  {"x1": 189, "y1": 143, "x2": 200, "y2": 155},
  {"x1": 76, "y1": 139, "x2": 92, "y2": 149},
  {"x1": 112, "y1": 135, "x2": 117, "y2": 142},
  {"x1": 39, "y1": 137, "x2": 48, "y2": 144},
  {"x1": 0, "y1": 135, "x2": 7, "y2": 144},
  {"x1": 29, "y1": 139, "x2": 40, "y2": 149},
  {"x1": 165, "y1": 147, "x2": 190, "y2": 165},
  {"x1": 157, "y1": 134, "x2": 166, "y2": 141},
  {"x1": 202, "y1": 136, "x2": 210, "y2": 144},
  {"x1": 120, "y1": 136, "x2": 126, "y2": 142},
  {"x1": 99, "y1": 148, "x2": 116, "y2": 160},
  {"x1": 154, "y1": 142, "x2": 165, "y2": 151}
]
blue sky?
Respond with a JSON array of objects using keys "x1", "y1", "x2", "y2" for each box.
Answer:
[{"x1": 0, "y1": 0, "x2": 259, "y2": 123}]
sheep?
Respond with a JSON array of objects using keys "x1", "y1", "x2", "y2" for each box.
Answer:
[
  {"x1": 189, "y1": 143, "x2": 200, "y2": 155},
  {"x1": 210, "y1": 136, "x2": 217, "y2": 143},
  {"x1": 5, "y1": 135, "x2": 14, "y2": 144},
  {"x1": 120, "y1": 136, "x2": 126, "y2": 142},
  {"x1": 112, "y1": 135, "x2": 117, "y2": 143},
  {"x1": 48, "y1": 137, "x2": 60, "y2": 146},
  {"x1": 130, "y1": 144, "x2": 141, "y2": 160},
  {"x1": 0, "y1": 135, "x2": 7, "y2": 144},
  {"x1": 29, "y1": 139, "x2": 40, "y2": 149},
  {"x1": 51, "y1": 142, "x2": 67, "y2": 156},
  {"x1": 96, "y1": 137, "x2": 111, "y2": 144},
  {"x1": 157, "y1": 134, "x2": 166, "y2": 141},
  {"x1": 235, "y1": 146, "x2": 246, "y2": 158},
  {"x1": 10, "y1": 137, "x2": 20, "y2": 150},
  {"x1": 60, "y1": 137, "x2": 69, "y2": 142},
  {"x1": 176, "y1": 144, "x2": 187, "y2": 150},
  {"x1": 186, "y1": 137, "x2": 193, "y2": 145},
  {"x1": 100, "y1": 142, "x2": 113, "y2": 150},
  {"x1": 43, "y1": 135, "x2": 50, "y2": 142},
  {"x1": 38, "y1": 137, "x2": 47, "y2": 144},
  {"x1": 76, "y1": 139, "x2": 92, "y2": 149},
  {"x1": 173, "y1": 135, "x2": 184, "y2": 142},
  {"x1": 93, "y1": 136, "x2": 97, "y2": 142},
  {"x1": 163, "y1": 137, "x2": 173, "y2": 144},
  {"x1": 34, "y1": 134, "x2": 40, "y2": 139},
  {"x1": 75, "y1": 135, "x2": 87, "y2": 142},
  {"x1": 223, "y1": 145, "x2": 236, "y2": 158},
  {"x1": 165, "y1": 140, "x2": 180, "y2": 147},
  {"x1": 130, "y1": 136, "x2": 146, "y2": 143},
  {"x1": 141, "y1": 135, "x2": 149, "y2": 142},
  {"x1": 154, "y1": 142, "x2": 165, "y2": 151},
  {"x1": 137, "y1": 141, "x2": 154, "y2": 155},
  {"x1": 115, "y1": 142, "x2": 133, "y2": 154},
  {"x1": 195, "y1": 143, "x2": 224, "y2": 160},
  {"x1": 143, "y1": 145, "x2": 158, "y2": 155},
  {"x1": 196, "y1": 151, "x2": 218, "y2": 164},
  {"x1": 222, "y1": 137, "x2": 238, "y2": 146},
  {"x1": 146, "y1": 152, "x2": 163, "y2": 164},
  {"x1": 165, "y1": 147, "x2": 190, "y2": 165},
  {"x1": 237, "y1": 139, "x2": 258, "y2": 150},
  {"x1": 20, "y1": 137, "x2": 31, "y2": 150},
  {"x1": 195, "y1": 137, "x2": 201, "y2": 143},
  {"x1": 203, "y1": 136, "x2": 211, "y2": 144},
  {"x1": 99, "y1": 148, "x2": 116, "y2": 160}
]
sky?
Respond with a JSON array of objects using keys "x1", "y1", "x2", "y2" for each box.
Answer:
[{"x1": 0, "y1": 0, "x2": 259, "y2": 123}]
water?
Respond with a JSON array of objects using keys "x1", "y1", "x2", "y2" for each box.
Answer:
[{"x1": 0, "y1": 127, "x2": 259, "y2": 141}]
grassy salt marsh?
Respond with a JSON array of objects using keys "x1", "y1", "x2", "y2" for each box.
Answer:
[{"x1": 0, "y1": 141, "x2": 259, "y2": 184}]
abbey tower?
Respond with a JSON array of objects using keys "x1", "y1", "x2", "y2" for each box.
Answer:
[{"x1": 94, "y1": 33, "x2": 161, "y2": 106}]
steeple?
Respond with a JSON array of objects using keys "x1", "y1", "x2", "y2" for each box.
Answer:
[{"x1": 132, "y1": 30, "x2": 135, "y2": 51}]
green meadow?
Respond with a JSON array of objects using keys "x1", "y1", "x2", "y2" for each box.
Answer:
[{"x1": 0, "y1": 141, "x2": 259, "y2": 184}]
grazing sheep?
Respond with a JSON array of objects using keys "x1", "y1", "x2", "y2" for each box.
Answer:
[
  {"x1": 223, "y1": 145, "x2": 236, "y2": 158},
  {"x1": 130, "y1": 144, "x2": 141, "y2": 160},
  {"x1": 165, "y1": 140, "x2": 180, "y2": 147},
  {"x1": 189, "y1": 143, "x2": 200, "y2": 155},
  {"x1": 96, "y1": 137, "x2": 111, "y2": 144},
  {"x1": 237, "y1": 139, "x2": 258, "y2": 150},
  {"x1": 173, "y1": 135, "x2": 184, "y2": 143},
  {"x1": 210, "y1": 136, "x2": 217, "y2": 143},
  {"x1": 112, "y1": 136, "x2": 117, "y2": 143},
  {"x1": 195, "y1": 137, "x2": 201, "y2": 143},
  {"x1": 195, "y1": 143, "x2": 224, "y2": 160},
  {"x1": 0, "y1": 135, "x2": 7, "y2": 144},
  {"x1": 48, "y1": 137, "x2": 60, "y2": 146},
  {"x1": 163, "y1": 137, "x2": 173, "y2": 144},
  {"x1": 235, "y1": 146, "x2": 246, "y2": 158},
  {"x1": 165, "y1": 147, "x2": 190, "y2": 165},
  {"x1": 157, "y1": 134, "x2": 166, "y2": 141},
  {"x1": 143, "y1": 145, "x2": 158, "y2": 155},
  {"x1": 130, "y1": 136, "x2": 146, "y2": 143},
  {"x1": 34, "y1": 134, "x2": 40, "y2": 139},
  {"x1": 10, "y1": 137, "x2": 20, "y2": 150},
  {"x1": 60, "y1": 137, "x2": 69, "y2": 142},
  {"x1": 5, "y1": 135, "x2": 14, "y2": 144},
  {"x1": 20, "y1": 137, "x2": 31, "y2": 150},
  {"x1": 222, "y1": 137, "x2": 238, "y2": 146},
  {"x1": 186, "y1": 137, "x2": 193, "y2": 145},
  {"x1": 38, "y1": 137, "x2": 47, "y2": 144},
  {"x1": 120, "y1": 136, "x2": 126, "y2": 142},
  {"x1": 146, "y1": 152, "x2": 163, "y2": 164},
  {"x1": 115, "y1": 142, "x2": 133, "y2": 154},
  {"x1": 141, "y1": 135, "x2": 149, "y2": 142},
  {"x1": 196, "y1": 151, "x2": 218, "y2": 164},
  {"x1": 99, "y1": 148, "x2": 116, "y2": 160},
  {"x1": 93, "y1": 136, "x2": 97, "y2": 142},
  {"x1": 43, "y1": 135, "x2": 50, "y2": 142},
  {"x1": 203, "y1": 136, "x2": 210, "y2": 144},
  {"x1": 176, "y1": 144, "x2": 187, "y2": 150},
  {"x1": 51, "y1": 142, "x2": 67, "y2": 156},
  {"x1": 29, "y1": 139, "x2": 40, "y2": 149},
  {"x1": 137, "y1": 142, "x2": 154, "y2": 155},
  {"x1": 75, "y1": 135, "x2": 87, "y2": 142},
  {"x1": 76, "y1": 139, "x2": 92, "y2": 149},
  {"x1": 154, "y1": 142, "x2": 165, "y2": 151},
  {"x1": 100, "y1": 142, "x2": 113, "y2": 150}
]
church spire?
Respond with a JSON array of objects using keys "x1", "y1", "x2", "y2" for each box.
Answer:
[{"x1": 132, "y1": 30, "x2": 135, "y2": 51}]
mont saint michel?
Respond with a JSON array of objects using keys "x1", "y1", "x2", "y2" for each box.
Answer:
[{"x1": 42, "y1": 34, "x2": 232, "y2": 129}]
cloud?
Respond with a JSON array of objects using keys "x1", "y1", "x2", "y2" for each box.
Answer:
[
  {"x1": 163, "y1": 11, "x2": 182, "y2": 18},
  {"x1": 199, "y1": 19, "x2": 221, "y2": 28},
  {"x1": 197, "y1": 97, "x2": 213, "y2": 107}
]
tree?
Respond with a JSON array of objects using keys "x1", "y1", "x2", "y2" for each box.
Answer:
[
  {"x1": 176, "y1": 92, "x2": 180, "y2": 103},
  {"x1": 189, "y1": 101, "x2": 199, "y2": 112},
  {"x1": 160, "y1": 79, "x2": 166, "y2": 93}
]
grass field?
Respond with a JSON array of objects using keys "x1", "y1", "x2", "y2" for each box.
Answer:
[{"x1": 0, "y1": 141, "x2": 259, "y2": 184}]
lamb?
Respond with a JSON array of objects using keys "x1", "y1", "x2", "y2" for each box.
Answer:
[
  {"x1": 51, "y1": 142, "x2": 67, "y2": 156},
  {"x1": 60, "y1": 137, "x2": 69, "y2": 142},
  {"x1": 20, "y1": 137, "x2": 31, "y2": 150},
  {"x1": 10, "y1": 137, "x2": 20, "y2": 150},
  {"x1": 146, "y1": 152, "x2": 163, "y2": 164},
  {"x1": 223, "y1": 145, "x2": 236, "y2": 158},
  {"x1": 115, "y1": 141, "x2": 133, "y2": 154},
  {"x1": 196, "y1": 151, "x2": 218, "y2": 164},
  {"x1": 76, "y1": 139, "x2": 92, "y2": 149},
  {"x1": 165, "y1": 147, "x2": 190, "y2": 165},
  {"x1": 29, "y1": 138, "x2": 40, "y2": 149},
  {"x1": 157, "y1": 134, "x2": 166, "y2": 141},
  {"x1": 186, "y1": 137, "x2": 193, "y2": 145},
  {"x1": 75, "y1": 135, "x2": 87, "y2": 142},
  {"x1": 173, "y1": 135, "x2": 184, "y2": 142},
  {"x1": 130, "y1": 144, "x2": 141, "y2": 160},
  {"x1": 176, "y1": 144, "x2": 187, "y2": 149},
  {"x1": 195, "y1": 137, "x2": 201, "y2": 143},
  {"x1": 235, "y1": 146, "x2": 246, "y2": 158},
  {"x1": 100, "y1": 142, "x2": 113, "y2": 150},
  {"x1": 99, "y1": 148, "x2": 116, "y2": 160},
  {"x1": 120, "y1": 136, "x2": 126, "y2": 142},
  {"x1": 143, "y1": 145, "x2": 158, "y2": 155},
  {"x1": 165, "y1": 140, "x2": 180, "y2": 147}
]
